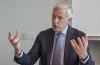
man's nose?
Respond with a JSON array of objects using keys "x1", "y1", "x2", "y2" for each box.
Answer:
[{"x1": 53, "y1": 18, "x2": 59, "y2": 24}]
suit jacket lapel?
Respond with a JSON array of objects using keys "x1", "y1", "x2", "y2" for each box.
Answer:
[
  {"x1": 46, "y1": 27, "x2": 75, "y2": 65},
  {"x1": 47, "y1": 29, "x2": 55, "y2": 65},
  {"x1": 64, "y1": 26, "x2": 74, "y2": 65}
]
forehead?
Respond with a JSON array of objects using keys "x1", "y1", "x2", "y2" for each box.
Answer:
[{"x1": 53, "y1": 8, "x2": 67, "y2": 16}]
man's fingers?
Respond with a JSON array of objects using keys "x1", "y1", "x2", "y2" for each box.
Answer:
[
  {"x1": 85, "y1": 35, "x2": 88, "y2": 47},
  {"x1": 13, "y1": 40, "x2": 20, "y2": 46},
  {"x1": 77, "y1": 37, "x2": 83, "y2": 48},
  {"x1": 8, "y1": 31, "x2": 20, "y2": 46},
  {"x1": 81, "y1": 36, "x2": 86, "y2": 47},
  {"x1": 16, "y1": 30, "x2": 20, "y2": 38},
  {"x1": 85, "y1": 36, "x2": 88, "y2": 43},
  {"x1": 70, "y1": 39, "x2": 80, "y2": 52},
  {"x1": 72, "y1": 39, "x2": 80, "y2": 51},
  {"x1": 12, "y1": 30, "x2": 20, "y2": 44},
  {"x1": 8, "y1": 32, "x2": 13, "y2": 41},
  {"x1": 81, "y1": 36, "x2": 88, "y2": 48},
  {"x1": 8, "y1": 32, "x2": 11, "y2": 40},
  {"x1": 70, "y1": 40, "x2": 76, "y2": 49}
]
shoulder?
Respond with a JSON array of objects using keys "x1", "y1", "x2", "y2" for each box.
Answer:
[
  {"x1": 38, "y1": 28, "x2": 54, "y2": 37},
  {"x1": 40, "y1": 28, "x2": 54, "y2": 34},
  {"x1": 73, "y1": 28, "x2": 86, "y2": 36},
  {"x1": 68, "y1": 26, "x2": 86, "y2": 37}
]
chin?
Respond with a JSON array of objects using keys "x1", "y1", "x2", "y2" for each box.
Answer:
[{"x1": 53, "y1": 28, "x2": 60, "y2": 32}]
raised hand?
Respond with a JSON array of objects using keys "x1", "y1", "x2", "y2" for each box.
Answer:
[
  {"x1": 8, "y1": 30, "x2": 21, "y2": 54},
  {"x1": 70, "y1": 36, "x2": 88, "y2": 60}
]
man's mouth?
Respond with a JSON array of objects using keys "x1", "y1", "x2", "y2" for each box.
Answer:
[{"x1": 53, "y1": 26, "x2": 59, "y2": 28}]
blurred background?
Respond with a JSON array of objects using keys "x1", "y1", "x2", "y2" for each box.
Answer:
[{"x1": 0, "y1": 0, "x2": 100, "y2": 65}]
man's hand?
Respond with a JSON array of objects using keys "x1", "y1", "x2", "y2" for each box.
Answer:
[
  {"x1": 70, "y1": 36, "x2": 88, "y2": 60},
  {"x1": 8, "y1": 30, "x2": 21, "y2": 54}
]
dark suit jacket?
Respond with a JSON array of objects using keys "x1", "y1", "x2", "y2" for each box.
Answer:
[{"x1": 14, "y1": 26, "x2": 95, "y2": 65}]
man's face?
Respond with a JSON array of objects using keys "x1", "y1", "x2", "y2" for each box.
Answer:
[{"x1": 52, "y1": 8, "x2": 70, "y2": 32}]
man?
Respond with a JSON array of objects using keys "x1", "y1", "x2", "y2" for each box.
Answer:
[{"x1": 8, "y1": 3, "x2": 95, "y2": 65}]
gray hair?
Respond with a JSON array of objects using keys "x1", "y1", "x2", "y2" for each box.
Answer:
[{"x1": 53, "y1": 3, "x2": 73, "y2": 19}]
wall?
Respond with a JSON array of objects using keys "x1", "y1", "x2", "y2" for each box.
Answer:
[
  {"x1": 72, "y1": 0, "x2": 100, "y2": 36},
  {"x1": 0, "y1": 0, "x2": 57, "y2": 65},
  {"x1": 89, "y1": 40, "x2": 100, "y2": 65}
]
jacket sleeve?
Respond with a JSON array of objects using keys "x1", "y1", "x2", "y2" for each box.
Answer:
[
  {"x1": 14, "y1": 33, "x2": 41, "y2": 65},
  {"x1": 79, "y1": 47, "x2": 95, "y2": 65}
]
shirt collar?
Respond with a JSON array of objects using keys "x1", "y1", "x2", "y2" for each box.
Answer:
[{"x1": 55, "y1": 25, "x2": 68, "y2": 36}]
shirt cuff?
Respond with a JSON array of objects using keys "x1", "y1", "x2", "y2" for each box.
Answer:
[
  {"x1": 14, "y1": 50, "x2": 23, "y2": 58},
  {"x1": 80, "y1": 55, "x2": 89, "y2": 64}
]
